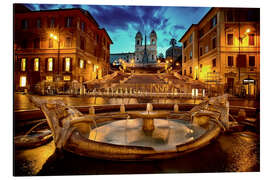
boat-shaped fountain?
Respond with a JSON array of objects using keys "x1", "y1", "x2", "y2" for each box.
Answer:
[{"x1": 27, "y1": 94, "x2": 233, "y2": 161}]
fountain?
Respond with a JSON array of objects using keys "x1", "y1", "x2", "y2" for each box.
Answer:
[{"x1": 26, "y1": 94, "x2": 233, "y2": 161}]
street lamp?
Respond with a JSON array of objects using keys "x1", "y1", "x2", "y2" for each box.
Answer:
[{"x1": 50, "y1": 32, "x2": 61, "y2": 94}]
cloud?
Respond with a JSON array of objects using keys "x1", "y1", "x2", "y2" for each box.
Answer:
[{"x1": 23, "y1": 3, "x2": 210, "y2": 54}]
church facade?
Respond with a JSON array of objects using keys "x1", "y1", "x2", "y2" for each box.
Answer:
[{"x1": 135, "y1": 30, "x2": 157, "y2": 64}]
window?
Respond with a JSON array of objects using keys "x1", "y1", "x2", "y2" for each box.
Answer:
[
  {"x1": 249, "y1": 56, "x2": 255, "y2": 66},
  {"x1": 34, "y1": 58, "x2": 39, "y2": 71},
  {"x1": 34, "y1": 38, "x2": 40, "y2": 49},
  {"x1": 183, "y1": 41, "x2": 187, "y2": 48},
  {"x1": 47, "y1": 58, "x2": 53, "y2": 71},
  {"x1": 79, "y1": 59, "x2": 85, "y2": 69},
  {"x1": 199, "y1": 29, "x2": 204, "y2": 38},
  {"x1": 66, "y1": 17, "x2": 72, "y2": 27},
  {"x1": 81, "y1": 21, "x2": 85, "y2": 32},
  {"x1": 211, "y1": 15, "x2": 217, "y2": 28},
  {"x1": 212, "y1": 59, "x2": 216, "y2": 67},
  {"x1": 200, "y1": 47, "x2": 203, "y2": 56},
  {"x1": 227, "y1": 34, "x2": 233, "y2": 45},
  {"x1": 65, "y1": 58, "x2": 71, "y2": 72},
  {"x1": 205, "y1": 46, "x2": 208, "y2": 53},
  {"x1": 49, "y1": 18, "x2": 55, "y2": 28},
  {"x1": 184, "y1": 69, "x2": 186, "y2": 75},
  {"x1": 80, "y1": 36, "x2": 85, "y2": 50},
  {"x1": 37, "y1": 19, "x2": 41, "y2": 28},
  {"x1": 189, "y1": 35, "x2": 192, "y2": 43},
  {"x1": 212, "y1": 37, "x2": 216, "y2": 49},
  {"x1": 152, "y1": 55, "x2": 154, "y2": 60},
  {"x1": 21, "y1": 19, "x2": 28, "y2": 29},
  {"x1": 21, "y1": 58, "x2": 26, "y2": 71},
  {"x1": 65, "y1": 37, "x2": 71, "y2": 47},
  {"x1": 20, "y1": 76, "x2": 27, "y2": 87},
  {"x1": 21, "y1": 39, "x2": 27, "y2": 48},
  {"x1": 152, "y1": 40, "x2": 156, "y2": 45},
  {"x1": 46, "y1": 76, "x2": 53, "y2": 82},
  {"x1": 190, "y1": 67, "x2": 192, "y2": 74},
  {"x1": 63, "y1": 76, "x2": 71, "y2": 81},
  {"x1": 249, "y1": 34, "x2": 255, "y2": 45},
  {"x1": 49, "y1": 39, "x2": 53, "y2": 48},
  {"x1": 189, "y1": 51, "x2": 192, "y2": 59},
  {"x1": 228, "y1": 56, "x2": 234, "y2": 66},
  {"x1": 227, "y1": 11, "x2": 233, "y2": 22},
  {"x1": 200, "y1": 64, "x2": 202, "y2": 72}
]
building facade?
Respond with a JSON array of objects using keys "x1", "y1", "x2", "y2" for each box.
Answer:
[
  {"x1": 135, "y1": 31, "x2": 157, "y2": 64},
  {"x1": 110, "y1": 52, "x2": 135, "y2": 65},
  {"x1": 179, "y1": 8, "x2": 260, "y2": 97},
  {"x1": 14, "y1": 5, "x2": 113, "y2": 92}
]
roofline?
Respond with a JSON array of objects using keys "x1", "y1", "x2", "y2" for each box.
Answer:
[
  {"x1": 196, "y1": 7, "x2": 216, "y2": 27},
  {"x1": 100, "y1": 28, "x2": 113, "y2": 44},
  {"x1": 179, "y1": 7, "x2": 216, "y2": 43},
  {"x1": 17, "y1": 7, "x2": 100, "y2": 27},
  {"x1": 179, "y1": 24, "x2": 196, "y2": 42}
]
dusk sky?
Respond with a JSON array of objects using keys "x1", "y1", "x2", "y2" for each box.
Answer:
[{"x1": 25, "y1": 4, "x2": 211, "y2": 55}]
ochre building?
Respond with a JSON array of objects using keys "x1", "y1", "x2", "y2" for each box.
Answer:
[
  {"x1": 14, "y1": 5, "x2": 113, "y2": 92},
  {"x1": 179, "y1": 8, "x2": 260, "y2": 97}
]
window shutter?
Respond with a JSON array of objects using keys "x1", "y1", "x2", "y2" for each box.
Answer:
[
  {"x1": 45, "y1": 58, "x2": 48, "y2": 72},
  {"x1": 70, "y1": 58, "x2": 72, "y2": 71},
  {"x1": 53, "y1": 58, "x2": 55, "y2": 72},
  {"x1": 62, "y1": 58, "x2": 65, "y2": 72}
]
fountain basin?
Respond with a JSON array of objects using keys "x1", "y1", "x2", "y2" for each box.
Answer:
[{"x1": 65, "y1": 119, "x2": 221, "y2": 161}]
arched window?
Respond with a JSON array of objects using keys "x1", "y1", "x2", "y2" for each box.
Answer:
[{"x1": 137, "y1": 40, "x2": 140, "y2": 45}]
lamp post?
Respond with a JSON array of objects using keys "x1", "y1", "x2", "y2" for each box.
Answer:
[{"x1": 50, "y1": 32, "x2": 61, "y2": 94}]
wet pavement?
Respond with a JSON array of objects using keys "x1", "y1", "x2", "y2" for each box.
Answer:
[{"x1": 14, "y1": 131, "x2": 259, "y2": 175}]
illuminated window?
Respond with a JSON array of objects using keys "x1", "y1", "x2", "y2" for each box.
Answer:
[
  {"x1": 79, "y1": 59, "x2": 84, "y2": 69},
  {"x1": 65, "y1": 58, "x2": 71, "y2": 72},
  {"x1": 34, "y1": 58, "x2": 39, "y2": 71},
  {"x1": 94, "y1": 65, "x2": 99, "y2": 72},
  {"x1": 63, "y1": 75, "x2": 71, "y2": 81},
  {"x1": 21, "y1": 58, "x2": 26, "y2": 71},
  {"x1": 46, "y1": 76, "x2": 53, "y2": 82},
  {"x1": 47, "y1": 58, "x2": 53, "y2": 71},
  {"x1": 20, "y1": 76, "x2": 26, "y2": 87}
]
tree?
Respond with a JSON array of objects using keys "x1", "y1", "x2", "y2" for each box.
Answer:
[{"x1": 158, "y1": 53, "x2": 164, "y2": 59}]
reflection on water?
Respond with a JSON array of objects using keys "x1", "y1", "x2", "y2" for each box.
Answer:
[
  {"x1": 89, "y1": 119, "x2": 206, "y2": 151},
  {"x1": 14, "y1": 131, "x2": 259, "y2": 176}
]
